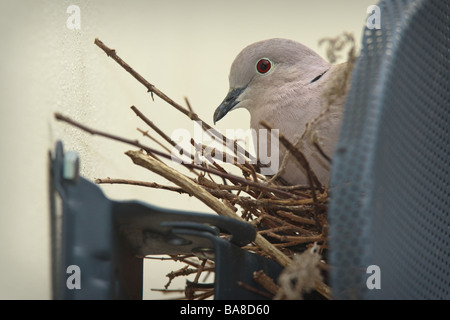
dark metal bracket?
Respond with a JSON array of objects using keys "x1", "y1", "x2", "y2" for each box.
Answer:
[{"x1": 50, "y1": 141, "x2": 282, "y2": 299}]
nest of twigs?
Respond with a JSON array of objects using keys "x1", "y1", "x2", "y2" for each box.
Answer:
[{"x1": 55, "y1": 34, "x2": 355, "y2": 300}]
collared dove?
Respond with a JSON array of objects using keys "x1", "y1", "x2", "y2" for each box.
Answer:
[{"x1": 214, "y1": 38, "x2": 348, "y2": 186}]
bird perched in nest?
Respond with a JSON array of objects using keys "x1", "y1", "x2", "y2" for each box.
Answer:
[{"x1": 214, "y1": 38, "x2": 350, "y2": 186}]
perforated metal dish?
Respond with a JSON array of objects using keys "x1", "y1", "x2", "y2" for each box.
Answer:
[{"x1": 329, "y1": 0, "x2": 449, "y2": 299}]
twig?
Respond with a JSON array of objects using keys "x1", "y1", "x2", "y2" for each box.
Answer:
[
  {"x1": 169, "y1": 255, "x2": 214, "y2": 270},
  {"x1": 54, "y1": 112, "x2": 174, "y2": 158},
  {"x1": 253, "y1": 270, "x2": 280, "y2": 295},
  {"x1": 151, "y1": 288, "x2": 185, "y2": 293},
  {"x1": 184, "y1": 97, "x2": 194, "y2": 117},
  {"x1": 275, "y1": 184, "x2": 313, "y2": 191},
  {"x1": 206, "y1": 190, "x2": 318, "y2": 214},
  {"x1": 237, "y1": 281, "x2": 274, "y2": 299},
  {"x1": 165, "y1": 265, "x2": 193, "y2": 289},
  {"x1": 131, "y1": 105, "x2": 195, "y2": 162},
  {"x1": 190, "y1": 289, "x2": 214, "y2": 300},
  {"x1": 256, "y1": 215, "x2": 316, "y2": 236},
  {"x1": 258, "y1": 225, "x2": 310, "y2": 236},
  {"x1": 276, "y1": 210, "x2": 317, "y2": 226},
  {"x1": 193, "y1": 259, "x2": 208, "y2": 283},
  {"x1": 95, "y1": 177, "x2": 188, "y2": 194},
  {"x1": 263, "y1": 232, "x2": 324, "y2": 244},
  {"x1": 313, "y1": 142, "x2": 332, "y2": 163},
  {"x1": 137, "y1": 128, "x2": 172, "y2": 154},
  {"x1": 144, "y1": 256, "x2": 182, "y2": 261}
]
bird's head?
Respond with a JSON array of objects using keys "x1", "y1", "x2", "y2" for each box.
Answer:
[{"x1": 214, "y1": 38, "x2": 329, "y2": 124}]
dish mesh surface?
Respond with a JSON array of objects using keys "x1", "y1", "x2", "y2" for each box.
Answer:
[{"x1": 329, "y1": 0, "x2": 449, "y2": 299}]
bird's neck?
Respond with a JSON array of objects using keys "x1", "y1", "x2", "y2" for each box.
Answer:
[{"x1": 249, "y1": 83, "x2": 322, "y2": 137}]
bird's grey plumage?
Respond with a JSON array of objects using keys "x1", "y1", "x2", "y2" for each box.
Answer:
[{"x1": 214, "y1": 38, "x2": 349, "y2": 185}]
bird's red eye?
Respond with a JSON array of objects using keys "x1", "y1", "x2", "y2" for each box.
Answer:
[{"x1": 256, "y1": 58, "x2": 272, "y2": 74}]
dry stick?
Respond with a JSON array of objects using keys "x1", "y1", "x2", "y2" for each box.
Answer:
[
  {"x1": 207, "y1": 190, "x2": 315, "y2": 214},
  {"x1": 276, "y1": 184, "x2": 314, "y2": 191},
  {"x1": 190, "y1": 138, "x2": 266, "y2": 193},
  {"x1": 190, "y1": 139, "x2": 261, "y2": 199},
  {"x1": 253, "y1": 270, "x2": 280, "y2": 295},
  {"x1": 258, "y1": 225, "x2": 313, "y2": 237},
  {"x1": 96, "y1": 177, "x2": 254, "y2": 200},
  {"x1": 276, "y1": 210, "x2": 317, "y2": 226},
  {"x1": 237, "y1": 281, "x2": 273, "y2": 299},
  {"x1": 192, "y1": 290, "x2": 214, "y2": 301},
  {"x1": 313, "y1": 142, "x2": 332, "y2": 163},
  {"x1": 131, "y1": 105, "x2": 194, "y2": 162},
  {"x1": 169, "y1": 255, "x2": 214, "y2": 270},
  {"x1": 190, "y1": 138, "x2": 227, "y2": 172},
  {"x1": 151, "y1": 288, "x2": 185, "y2": 293},
  {"x1": 144, "y1": 256, "x2": 184, "y2": 261},
  {"x1": 131, "y1": 105, "x2": 176, "y2": 148},
  {"x1": 253, "y1": 197, "x2": 322, "y2": 206},
  {"x1": 184, "y1": 97, "x2": 195, "y2": 117},
  {"x1": 137, "y1": 128, "x2": 172, "y2": 154},
  {"x1": 207, "y1": 183, "x2": 274, "y2": 200},
  {"x1": 95, "y1": 178, "x2": 188, "y2": 194},
  {"x1": 257, "y1": 214, "x2": 316, "y2": 236},
  {"x1": 94, "y1": 38, "x2": 254, "y2": 162},
  {"x1": 95, "y1": 37, "x2": 185, "y2": 116},
  {"x1": 55, "y1": 112, "x2": 155, "y2": 152},
  {"x1": 189, "y1": 166, "x2": 297, "y2": 199},
  {"x1": 54, "y1": 112, "x2": 296, "y2": 199},
  {"x1": 193, "y1": 259, "x2": 208, "y2": 284},
  {"x1": 100, "y1": 176, "x2": 316, "y2": 218},
  {"x1": 264, "y1": 232, "x2": 324, "y2": 244}
]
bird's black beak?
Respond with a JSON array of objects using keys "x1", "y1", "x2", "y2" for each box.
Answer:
[{"x1": 213, "y1": 87, "x2": 245, "y2": 124}]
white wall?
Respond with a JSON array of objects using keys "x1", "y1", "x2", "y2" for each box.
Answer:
[{"x1": 0, "y1": 0, "x2": 375, "y2": 299}]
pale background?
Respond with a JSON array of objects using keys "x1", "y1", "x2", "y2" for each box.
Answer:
[{"x1": 0, "y1": 0, "x2": 375, "y2": 299}]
